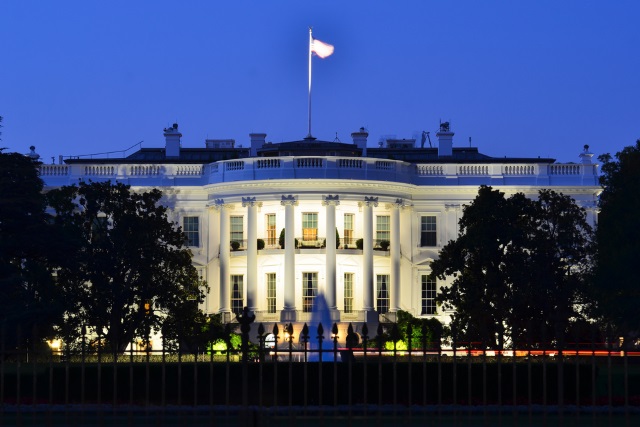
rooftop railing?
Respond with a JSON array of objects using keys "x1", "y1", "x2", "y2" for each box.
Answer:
[{"x1": 39, "y1": 156, "x2": 599, "y2": 187}]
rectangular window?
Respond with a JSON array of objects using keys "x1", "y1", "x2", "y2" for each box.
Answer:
[
  {"x1": 231, "y1": 275, "x2": 244, "y2": 315},
  {"x1": 230, "y1": 216, "x2": 244, "y2": 245},
  {"x1": 302, "y1": 272, "x2": 318, "y2": 313},
  {"x1": 344, "y1": 273, "x2": 354, "y2": 314},
  {"x1": 266, "y1": 214, "x2": 277, "y2": 246},
  {"x1": 266, "y1": 273, "x2": 276, "y2": 314},
  {"x1": 421, "y1": 216, "x2": 437, "y2": 247},
  {"x1": 183, "y1": 216, "x2": 199, "y2": 247},
  {"x1": 421, "y1": 275, "x2": 437, "y2": 315},
  {"x1": 302, "y1": 213, "x2": 318, "y2": 242},
  {"x1": 376, "y1": 274, "x2": 389, "y2": 314},
  {"x1": 343, "y1": 213, "x2": 354, "y2": 247},
  {"x1": 376, "y1": 215, "x2": 390, "y2": 246}
]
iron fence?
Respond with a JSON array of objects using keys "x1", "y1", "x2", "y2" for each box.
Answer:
[{"x1": 1, "y1": 319, "x2": 640, "y2": 426}]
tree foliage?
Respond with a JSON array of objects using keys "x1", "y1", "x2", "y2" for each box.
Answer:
[
  {"x1": 430, "y1": 186, "x2": 593, "y2": 349},
  {"x1": 47, "y1": 181, "x2": 208, "y2": 353},
  {"x1": 0, "y1": 150, "x2": 63, "y2": 349},
  {"x1": 395, "y1": 310, "x2": 443, "y2": 350},
  {"x1": 595, "y1": 140, "x2": 640, "y2": 341}
]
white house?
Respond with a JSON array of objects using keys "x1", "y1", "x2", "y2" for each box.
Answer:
[{"x1": 39, "y1": 122, "x2": 600, "y2": 344}]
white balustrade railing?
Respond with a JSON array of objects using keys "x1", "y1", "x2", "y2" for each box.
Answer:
[
  {"x1": 39, "y1": 165, "x2": 69, "y2": 176},
  {"x1": 175, "y1": 165, "x2": 203, "y2": 176},
  {"x1": 257, "y1": 158, "x2": 281, "y2": 169},
  {"x1": 416, "y1": 165, "x2": 444, "y2": 176},
  {"x1": 375, "y1": 161, "x2": 394, "y2": 170},
  {"x1": 130, "y1": 165, "x2": 160, "y2": 176},
  {"x1": 225, "y1": 161, "x2": 245, "y2": 171},
  {"x1": 85, "y1": 166, "x2": 116, "y2": 176},
  {"x1": 549, "y1": 164, "x2": 581, "y2": 175},
  {"x1": 296, "y1": 158, "x2": 324, "y2": 168},
  {"x1": 504, "y1": 165, "x2": 536, "y2": 175},
  {"x1": 39, "y1": 157, "x2": 597, "y2": 187},
  {"x1": 337, "y1": 158, "x2": 363, "y2": 169},
  {"x1": 459, "y1": 165, "x2": 489, "y2": 175}
]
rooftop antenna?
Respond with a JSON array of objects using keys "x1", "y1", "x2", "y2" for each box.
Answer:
[
  {"x1": 421, "y1": 131, "x2": 432, "y2": 148},
  {"x1": 469, "y1": 137, "x2": 472, "y2": 147},
  {"x1": 333, "y1": 132, "x2": 341, "y2": 143}
]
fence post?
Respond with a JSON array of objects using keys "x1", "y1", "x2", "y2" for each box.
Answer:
[
  {"x1": 407, "y1": 322, "x2": 413, "y2": 408},
  {"x1": 301, "y1": 323, "x2": 309, "y2": 408},
  {"x1": 377, "y1": 323, "x2": 384, "y2": 407},
  {"x1": 257, "y1": 323, "x2": 265, "y2": 407},
  {"x1": 272, "y1": 323, "x2": 279, "y2": 407},
  {"x1": 332, "y1": 323, "x2": 339, "y2": 407},
  {"x1": 362, "y1": 323, "x2": 369, "y2": 416}
]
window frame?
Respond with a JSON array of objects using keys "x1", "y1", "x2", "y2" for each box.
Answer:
[
  {"x1": 343, "y1": 213, "x2": 354, "y2": 247},
  {"x1": 420, "y1": 215, "x2": 437, "y2": 247},
  {"x1": 302, "y1": 272, "x2": 318, "y2": 313},
  {"x1": 230, "y1": 215, "x2": 244, "y2": 243},
  {"x1": 231, "y1": 274, "x2": 244, "y2": 315},
  {"x1": 266, "y1": 273, "x2": 277, "y2": 314},
  {"x1": 266, "y1": 213, "x2": 277, "y2": 246},
  {"x1": 376, "y1": 215, "x2": 390, "y2": 242},
  {"x1": 344, "y1": 273, "x2": 354, "y2": 314},
  {"x1": 376, "y1": 274, "x2": 390, "y2": 314},
  {"x1": 302, "y1": 212, "x2": 318, "y2": 242},
  {"x1": 421, "y1": 275, "x2": 437, "y2": 315},
  {"x1": 183, "y1": 216, "x2": 200, "y2": 247}
]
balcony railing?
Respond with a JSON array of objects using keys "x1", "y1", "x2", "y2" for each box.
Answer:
[
  {"x1": 296, "y1": 237, "x2": 326, "y2": 249},
  {"x1": 39, "y1": 156, "x2": 599, "y2": 187}
]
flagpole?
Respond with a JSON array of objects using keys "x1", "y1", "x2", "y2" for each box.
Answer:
[{"x1": 307, "y1": 27, "x2": 313, "y2": 139}]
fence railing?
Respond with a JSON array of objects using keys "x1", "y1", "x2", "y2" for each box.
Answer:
[{"x1": 1, "y1": 318, "x2": 639, "y2": 424}]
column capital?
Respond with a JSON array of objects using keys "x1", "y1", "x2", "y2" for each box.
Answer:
[
  {"x1": 322, "y1": 195, "x2": 340, "y2": 206},
  {"x1": 358, "y1": 196, "x2": 378, "y2": 208},
  {"x1": 241, "y1": 197, "x2": 262, "y2": 208},
  {"x1": 386, "y1": 198, "x2": 411, "y2": 210},
  {"x1": 280, "y1": 195, "x2": 299, "y2": 206},
  {"x1": 211, "y1": 199, "x2": 234, "y2": 210}
]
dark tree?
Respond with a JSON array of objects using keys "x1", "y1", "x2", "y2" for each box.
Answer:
[
  {"x1": 595, "y1": 140, "x2": 640, "y2": 343},
  {"x1": 0, "y1": 150, "x2": 63, "y2": 350},
  {"x1": 162, "y1": 310, "x2": 225, "y2": 354},
  {"x1": 47, "y1": 181, "x2": 207, "y2": 353},
  {"x1": 430, "y1": 186, "x2": 593, "y2": 349}
]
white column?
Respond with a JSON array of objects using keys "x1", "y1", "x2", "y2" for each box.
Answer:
[
  {"x1": 242, "y1": 197, "x2": 261, "y2": 313},
  {"x1": 360, "y1": 196, "x2": 378, "y2": 323},
  {"x1": 389, "y1": 200, "x2": 402, "y2": 313},
  {"x1": 206, "y1": 207, "x2": 217, "y2": 314},
  {"x1": 281, "y1": 195, "x2": 298, "y2": 322},
  {"x1": 323, "y1": 195, "x2": 339, "y2": 315},
  {"x1": 216, "y1": 200, "x2": 231, "y2": 318}
]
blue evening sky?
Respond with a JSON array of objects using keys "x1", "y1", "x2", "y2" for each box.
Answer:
[{"x1": 1, "y1": 1, "x2": 638, "y2": 165}]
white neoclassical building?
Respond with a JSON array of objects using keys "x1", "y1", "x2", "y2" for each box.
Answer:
[{"x1": 39, "y1": 122, "x2": 600, "y2": 342}]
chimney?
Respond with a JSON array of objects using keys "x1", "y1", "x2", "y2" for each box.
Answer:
[
  {"x1": 164, "y1": 123, "x2": 182, "y2": 158},
  {"x1": 351, "y1": 127, "x2": 369, "y2": 156},
  {"x1": 579, "y1": 144, "x2": 594, "y2": 164},
  {"x1": 250, "y1": 133, "x2": 266, "y2": 157},
  {"x1": 436, "y1": 122, "x2": 453, "y2": 157}
]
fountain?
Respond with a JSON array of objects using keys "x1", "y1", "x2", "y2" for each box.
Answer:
[{"x1": 305, "y1": 292, "x2": 340, "y2": 362}]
